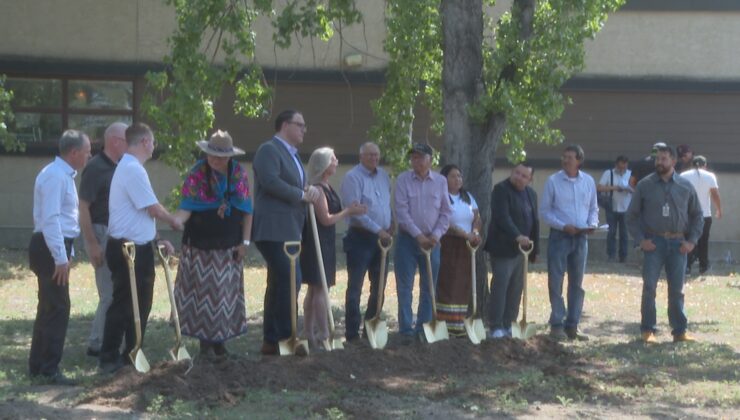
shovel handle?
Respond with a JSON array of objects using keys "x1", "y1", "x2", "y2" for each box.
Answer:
[
  {"x1": 518, "y1": 243, "x2": 533, "y2": 323},
  {"x1": 283, "y1": 241, "x2": 302, "y2": 340},
  {"x1": 157, "y1": 244, "x2": 184, "y2": 352},
  {"x1": 420, "y1": 247, "x2": 439, "y2": 317},
  {"x1": 466, "y1": 240, "x2": 478, "y2": 316},
  {"x1": 122, "y1": 242, "x2": 144, "y2": 362},
  {"x1": 308, "y1": 204, "x2": 339, "y2": 338},
  {"x1": 374, "y1": 236, "x2": 393, "y2": 318}
]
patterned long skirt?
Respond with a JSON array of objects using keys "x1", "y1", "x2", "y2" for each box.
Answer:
[
  {"x1": 174, "y1": 244, "x2": 247, "y2": 342},
  {"x1": 436, "y1": 235, "x2": 472, "y2": 337}
]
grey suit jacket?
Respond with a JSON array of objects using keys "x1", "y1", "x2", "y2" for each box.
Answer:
[{"x1": 252, "y1": 137, "x2": 306, "y2": 242}]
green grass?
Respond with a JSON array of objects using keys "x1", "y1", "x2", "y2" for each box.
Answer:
[{"x1": 1, "y1": 249, "x2": 739, "y2": 418}]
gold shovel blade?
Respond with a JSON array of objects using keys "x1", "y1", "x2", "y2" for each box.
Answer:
[
  {"x1": 129, "y1": 349, "x2": 150, "y2": 373},
  {"x1": 365, "y1": 319, "x2": 388, "y2": 350},
  {"x1": 511, "y1": 321, "x2": 537, "y2": 340},
  {"x1": 423, "y1": 320, "x2": 449, "y2": 343},
  {"x1": 279, "y1": 337, "x2": 309, "y2": 357},
  {"x1": 464, "y1": 318, "x2": 486, "y2": 344},
  {"x1": 170, "y1": 345, "x2": 191, "y2": 361}
]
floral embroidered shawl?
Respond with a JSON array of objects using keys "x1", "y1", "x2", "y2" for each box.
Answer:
[{"x1": 179, "y1": 159, "x2": 252, "y2": 215}]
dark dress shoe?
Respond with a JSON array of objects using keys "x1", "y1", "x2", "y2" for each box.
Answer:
[
  {"x1": 260, "y1": 341, "x2": 278, "y2": 356},
  {"x1": 32, "y1": 372, "x2": 77, "y2": 386},
  {"x1": 213, "y1": 342, "x2": 229, "y2": 356},
  {"x1": 98, "y1": 357, "x2": 125, "y2": 374}
]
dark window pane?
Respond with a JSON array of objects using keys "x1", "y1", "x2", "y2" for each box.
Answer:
[
  {"x1": 8, "y1": 112, "x2": 63, "y2": 143},
  {"x1": 5, "y1": 78, "x2": 62, "y2": 108},
  {"x1": 68, "y1": 114, "x2": 133, "y2": 144},
  {"x1": 68, "y1": 80, "x2": 133, "y2": 110}
]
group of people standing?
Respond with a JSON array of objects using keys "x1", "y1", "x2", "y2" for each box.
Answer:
[
  {"x1": 27, "y1": 108, "x2": 717, "y2": 383},
  {"x1": 598, "y1": 142, "x2": 722, "y2": 277}
]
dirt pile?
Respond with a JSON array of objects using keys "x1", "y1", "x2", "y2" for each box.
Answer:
[{"x1": 81, "y1": 336, "x2": 584, "y2": 412}]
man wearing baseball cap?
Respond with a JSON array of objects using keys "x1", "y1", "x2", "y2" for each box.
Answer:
[
  {"x1": 630, "y1": 141, "x2": 667, "y2": 188},
  {"x1": 393, "y1": 143, "x2": 451, "y2": 343}
]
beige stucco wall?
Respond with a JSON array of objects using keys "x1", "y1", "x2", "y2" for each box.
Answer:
[
  {"x1": 584, "y1": 11, "x2": 740, "y2": 79},
  {"x1": 2, "y1": 1, "x2": 740, "y2": 79}
]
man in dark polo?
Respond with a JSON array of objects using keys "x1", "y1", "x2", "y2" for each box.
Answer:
[{"x1": 626, "y1": 144, "x2": 703, "y2": 344}]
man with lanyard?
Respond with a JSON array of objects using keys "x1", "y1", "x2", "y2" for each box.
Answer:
[
  {"x1": 29, "y1": 130, "x2": 90, "y2": 385},
  {"x1": 627, "y1": 144, "x2": 703, "y2": 344},
  {"x1": 79, "y1": 122, "x2": 128, "y2": 357},
  {"x1": 540, "y1": 144, "x2": 599, "y2": 341},
  {"x1": 597, "y1": 155, "x2": 632, "y2": 263},
  {"x1": 252, "y1": 110, "x2": 321, "y2": 356},
  {"x1": 393, "y1": 143, "x2": 451, "y2": 343},
  {"x1": 99, "y1": 123, "x2": 181, "y2": 373},
  {"x1": 340, "y1": 142, "x2": 394, "y2": 344}
]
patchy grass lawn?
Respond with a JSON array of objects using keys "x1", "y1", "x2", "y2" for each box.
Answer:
[{"x1": 0, "y1": 248, "x2": 738, "y2": 418}]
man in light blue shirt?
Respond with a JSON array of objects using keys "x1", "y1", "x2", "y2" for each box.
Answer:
[
  {"x1": 340, "y1": 142, "x2": 393, "y2": 343},
  {"x1": 540, "y1": 144, "x2": 599, "y2": 341},
  {"x1": 29, "y1": 130, "x2": 91, "y2": 385}
]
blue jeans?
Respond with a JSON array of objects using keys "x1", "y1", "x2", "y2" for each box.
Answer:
[
  {"x1": 606, "y1": 210, "x2": 628, "y2": 261},
  {"x1": 394, "y1": 232, "x2": 440, "y2": 336},
  {"x1": 343, "y1": 229, "x2": 389, "y2": 340},
  {"x1": 641, "y1": 236, "x2": 688, "y2": 335},
  {"x1": 547, "y1": 229, "x2": 588, "y2": 329}
]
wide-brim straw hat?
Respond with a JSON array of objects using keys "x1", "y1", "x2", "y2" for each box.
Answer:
[{"x1": 196, "y1": 130, "x2": 245, "y2": 157}]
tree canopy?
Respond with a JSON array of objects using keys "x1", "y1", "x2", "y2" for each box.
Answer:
[{"x1": 143, "y1": 0, "x2": 623, "y2": 175}]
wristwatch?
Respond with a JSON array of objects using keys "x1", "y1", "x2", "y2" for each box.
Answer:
[{"x1": 242, "y1": 239, "x2": 251, "y2": 246}]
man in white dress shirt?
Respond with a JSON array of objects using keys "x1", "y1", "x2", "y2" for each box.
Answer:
[
  {"x1": 98, "y1": 123, "x2": 181, "y2": 373},
  {"x1": 29, "y1": 129, "x2": 91, "y2": 385}
]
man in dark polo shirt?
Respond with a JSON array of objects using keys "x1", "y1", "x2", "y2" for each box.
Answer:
[
  {"x1": 626, "y1": 144, "x2": 703, "y2": 344},
  {"x1": 79, "y1": 122, "x2": 128, "y2": 357}
]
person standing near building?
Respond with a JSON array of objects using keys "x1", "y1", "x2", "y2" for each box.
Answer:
[
  {"x1": 173, "y1": 130, "x2": 253, "y2": 357},
  {"x1": 485, "y1": 162, "x2": 539, "y2": 339},
  {"x1": 394, "y1": 143, "x2": 451, "y2": 343},
  {"x1": 29, "y1": 129, "x2": 91, "y2": 384},
  {"x1": 540, "y1": 144, "x2": 599, "y2": 341},
  {"x1": 630, "y1": 142, "x2": 666, "y2": 188},
  {"x1": 341, "y1": 142, "x2": 394, "y2": 344},
  {"x1": 79, "y1": 122, "x2": 128, "y2": 357},
  {"x1": 252, "y1": 110, "x2": 321, "y2": 356},
  {"x1": 674, "y1": 144, "x2": 694, "y2": 174},
  {"x1": 626, "y1": 144, "x2": 703, "y2": 343},
  {"x1": 597, "y1": 155, "x2": 632, "y2": 262},
  {"x1": 681, "y1": 155, "x2": 722, "y2": 275},
  {"x1": 98, "y1": 123, "x2": 181, "y2": 373}
]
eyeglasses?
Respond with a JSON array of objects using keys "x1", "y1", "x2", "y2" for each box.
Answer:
[{"x1": 288, "y1": 121, "x2": 307, "y2": 131}]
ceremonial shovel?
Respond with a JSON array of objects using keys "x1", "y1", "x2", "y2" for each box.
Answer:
[
  {"x1": 463, "y1": 240, "x2": 486, "y2": 344},
  {"x1": 122, "y1": 242, "x2": 150, "y2": 373},
  {"x1": 308, "y1": 204, "x2": 343, "y2": 351},
  {"x1": 365, "y1": 237, "x2": 393, "y2": 350},
  {"x1": 278, "y1": 241, "x2": 310, "y2": 356},
  {"x1": 156, "y1": 244, "x2": 191, "y2": 361},
  {"x1": 510, "y1": 243, "x2": 537, "y2": 339},
  {"x1": 421, "y1": 247, "x2": 449, "y2": 343}
]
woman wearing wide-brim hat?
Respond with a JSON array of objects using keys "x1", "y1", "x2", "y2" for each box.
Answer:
[{"x1": 173, "y1": 130, "x2": 253, "y2": 357}]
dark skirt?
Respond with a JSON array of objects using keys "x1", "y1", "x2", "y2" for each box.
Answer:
[
  {"x1": 436, "y1": 234, "x2": 472, "y2": 336},
  {"x1": 174, "y1": 244, "x2": 248, "y2": 342}
]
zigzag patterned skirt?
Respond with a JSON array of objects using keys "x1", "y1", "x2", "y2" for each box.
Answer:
[{"x1": 174, "y1": 244, "x2": 248, "y2": 342}]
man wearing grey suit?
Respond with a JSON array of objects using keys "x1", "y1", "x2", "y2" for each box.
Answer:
[{"x1": 252, "y1": 109, "x2": 320, "y2": 355}]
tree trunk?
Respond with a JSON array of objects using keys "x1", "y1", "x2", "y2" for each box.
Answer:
[{"x1": 441, "y1": 0, "x2": 497, "y2": 317}]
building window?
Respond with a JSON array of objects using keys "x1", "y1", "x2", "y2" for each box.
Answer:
[{"x1": 5, "y1": 77, "x2": 134, "y2": 151}]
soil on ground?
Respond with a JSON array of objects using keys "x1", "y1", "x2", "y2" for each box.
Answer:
[{"x1": 80, "y1": 335, "x2": 585, "y2": 415}]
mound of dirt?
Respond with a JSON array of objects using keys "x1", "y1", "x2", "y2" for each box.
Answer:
[{"x1": 81, "y1": 336, "x2": 585, "y2": 412}]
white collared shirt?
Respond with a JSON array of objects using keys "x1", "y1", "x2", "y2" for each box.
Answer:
[
  {"x1": 540, "y1": 169, "x2": 599, "y2": 230},
  {"x1": 33, "y1": 156, "x2": 80, "y2": 265},
  {"x1": 108, "y1": 154, "x2": 159, "y2": 244}
]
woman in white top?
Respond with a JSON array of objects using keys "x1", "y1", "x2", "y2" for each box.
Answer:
[{"x1": 436, "y1": 164, "x2": 482, "y2": 336}]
